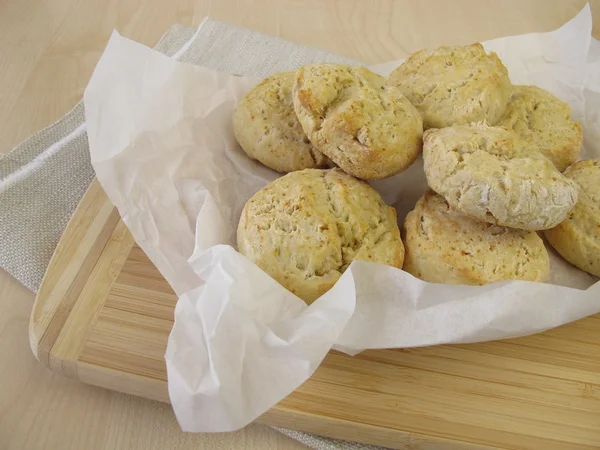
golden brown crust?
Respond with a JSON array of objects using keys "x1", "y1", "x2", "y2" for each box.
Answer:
[
  {"x1": 232, "y1": 71, "x2": 331, "y2": 173},
  {"x1": 497, "y1": 85, "x2": 582, "y2": 172},
  {"x1": 237, "y1": 168, "x2": 404, "y2": 303},
  {"x1": 544, "y1": 159, "x2": 600, "y2": 277},
  {"x1": 389, "y1": 43, "x2": 512, "y2": 129},
  {"x1": 423, "y1": 123, "x2": 578, "y2": 230},
  {"x1": 293, "y1": 64, "x2": 423, "y2": 180},
  {"x1": 402, "y1": 192, "x2": 549, "y2": 285}
]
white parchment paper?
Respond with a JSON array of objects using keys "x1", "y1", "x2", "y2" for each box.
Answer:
[{"x1": 84, "y1": 5, "x2": 600, "y2": 432}]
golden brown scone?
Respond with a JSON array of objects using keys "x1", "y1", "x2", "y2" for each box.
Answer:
[
  {"x1": 292, "y1": 64, "x2": 423, "y2": 180},
  {"x1": 388, "y1": 43, "x2": 511, "y2": 129},
  {"x1": 497, "y1": 85, "x2": 582, "y2": 171},
  {"x1": 403, "y1": 192, "x2": 549, "y2": 285},
  {"x1": 237, "y1": 168, "x2": 404, "y2": 303},
  {"x1": 423, "y1": 123, "x2": 578, "y2": 231},
  {"x1": 233, "y1": 71, "x2": 331, "y2": 173},
  {"x1": 544, "y1": 159, "x2": 600, "y2": 277}
]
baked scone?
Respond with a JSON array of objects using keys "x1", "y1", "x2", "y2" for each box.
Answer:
[
  {"x1": 497, "y1": 85, "x2": 582, "y2": 171},
  {"x1": 292, "y1": 64, "x2": 423, "y2": 180},
  {"x1": 403, "y1": 192, "x2": 549, "y2": 285},
  {"x1": 388, "y1": 43, "x2": 511, "y2": 129},
  {"x1": 423, "y1": 123, "x2": 578, "y2": 230},
  {"x1": 233, "y1": 71, "x2": 331, "y2": 173},
  {"x1": 237, "y1": 168, "x2": 404, "y2": 303},
  {"x1": 544, "y1": 159, "x2": 600, "y2": 277}
]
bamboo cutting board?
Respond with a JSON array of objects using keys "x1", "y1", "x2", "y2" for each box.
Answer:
[{"x1": 30, "y1": 179, "x2": 600, "y2": 449}]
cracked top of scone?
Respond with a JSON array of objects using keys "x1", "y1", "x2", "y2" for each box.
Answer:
[
  {"x1": 237, "y1": 168, "x2": 404, "y2": 303},
  {"x1": 497, "y1": 85, "x2": 582, "y2": 171},
  {"x1": 388, "y1": 43, "x2": 511, "y2": 129},
  {"x1": 292, "y1": 64, "x2": 423, "y2": 180},
  {"x1": 402, "y1": 191, "x2": 549, "y2": 285},
  {"x1": 423, "y1": 123, "x2": 578, "y2": 230},
  {"x1": 233, "y1": 71, "x2": 331, "y2": 173}
]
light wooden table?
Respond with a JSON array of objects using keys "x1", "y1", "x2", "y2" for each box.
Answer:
[{"x1": 1, "y1": 1, "x2": 598, "y2": 449}]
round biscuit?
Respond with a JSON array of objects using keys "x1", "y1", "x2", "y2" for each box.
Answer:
[
  {"x1": 233, "y1": 71, "x2": 331, "y2": 173},
  {"x1": 388, "y1": 43, "x2": 511, "y2": 129},
  {"x1": 237, "y1": 168, "x2": 405, "y2": 303},
  {"x1": 293, "y1": 64, "x2": 423, "y2": 180},
  {"x1": 423, "y1": 123, "x2": 578, "y2": 230},
  {"x1": 403, "y1": 192, "x2": 549, "y2": 285},
  {"x1": 544, "y1": 159, "x2": 600, "y2": 277},
  {"x1": 497, "y1": 85, "x2": 582, "y2": 172}
]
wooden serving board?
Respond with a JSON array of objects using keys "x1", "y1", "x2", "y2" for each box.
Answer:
[{"x1": 30, "y1": 178, "x2": 600, "y2": 449}]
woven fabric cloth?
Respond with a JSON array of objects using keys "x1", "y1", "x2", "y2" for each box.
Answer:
[{"x1": 0, "y1": 19, "x2": 388, "y2": 450}]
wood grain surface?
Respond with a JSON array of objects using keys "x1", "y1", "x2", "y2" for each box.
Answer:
[
  {"x1": 2, "y1": 1, "x2": 599, "y2": 449},
  {"x1": 28, "y1": 179, "x2": 600, "y2": 449}
]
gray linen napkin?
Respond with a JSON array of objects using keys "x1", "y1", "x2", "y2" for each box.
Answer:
[{"x1": 0, "y1": 19, "x2": 384, "y2": 450}]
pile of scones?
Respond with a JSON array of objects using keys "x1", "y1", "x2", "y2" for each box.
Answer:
[{"x1": 232, "y1": 43, "x2": 600, "y2": 304}]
